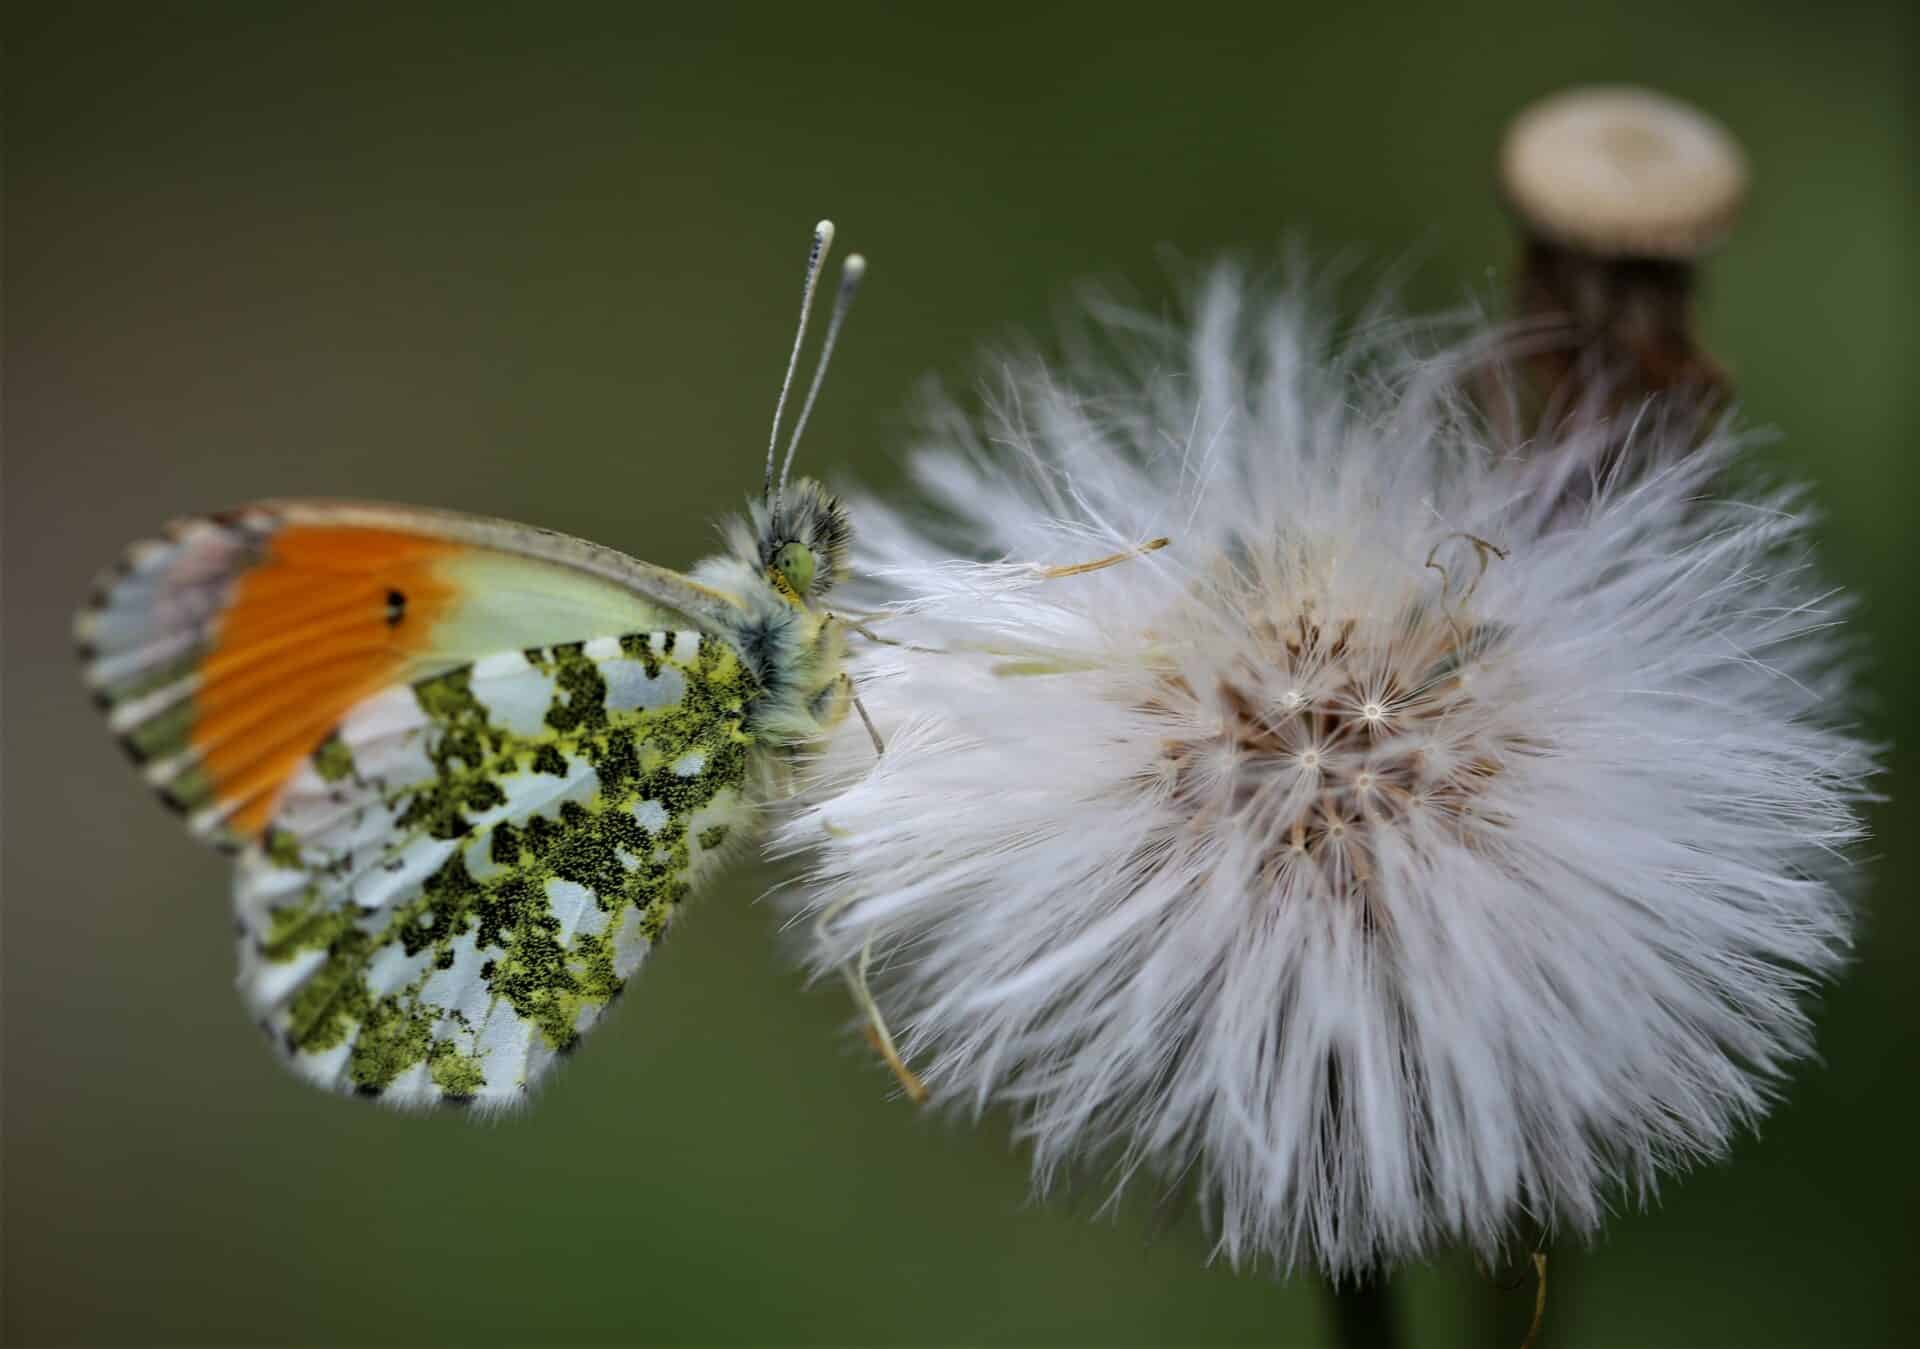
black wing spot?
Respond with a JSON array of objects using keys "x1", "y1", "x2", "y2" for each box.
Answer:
[{"x1": 386, "y1": 589, "x2": 407, "y2": 627}]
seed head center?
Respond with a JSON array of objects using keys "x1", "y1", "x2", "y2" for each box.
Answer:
[{"x1": 1149, "y1": 601, "x2": 1523, "y2": 906}]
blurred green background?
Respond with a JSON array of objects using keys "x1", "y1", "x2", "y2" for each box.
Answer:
[{"x1": 5, "y1": 4, "x2": 1914, "y2": 1346}]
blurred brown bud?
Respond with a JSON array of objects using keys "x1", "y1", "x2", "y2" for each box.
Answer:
[{"x1": 1499, "y1": 86, "x2": 1749, "y2": 422}]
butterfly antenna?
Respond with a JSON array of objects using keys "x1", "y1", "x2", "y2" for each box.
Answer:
[
  {"x1": 777, "y1": 251, "x2": 866, "y2": 501},
  {"x1": 766, "y1": 220, "x2": 836, "y2": 504}
]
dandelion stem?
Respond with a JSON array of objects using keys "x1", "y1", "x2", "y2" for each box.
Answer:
[{"x1": 1323, "y1": 1274, "x2": 1400, "y2": 1349}]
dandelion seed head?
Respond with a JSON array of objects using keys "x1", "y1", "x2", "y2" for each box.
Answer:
[{"x1": 781, "y1": 268, "x2": 1873, "y2": 1278}]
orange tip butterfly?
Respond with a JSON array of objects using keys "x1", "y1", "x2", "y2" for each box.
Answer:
[{"x1": 76, "y1": 221, "x2": 883, "y2": 1111}]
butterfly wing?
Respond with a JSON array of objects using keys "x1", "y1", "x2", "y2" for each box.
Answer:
[
  {"x1": 77, "y1": 500, "x2": 747, "y2": 843},
  {"x1": 238, "y1": 630, "x2": 756, "y2": 1107},
  {"x1": 78, "y1": 501, "x2": 764, "y2": 1107}
]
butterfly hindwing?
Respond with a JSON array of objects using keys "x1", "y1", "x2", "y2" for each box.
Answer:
[{"x1": 236, "y1": 630, "x2": 759, "y2": 1108}]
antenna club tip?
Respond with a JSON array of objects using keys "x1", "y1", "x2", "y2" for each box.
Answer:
[
  {"x1": 843, "y1": 253, "x2": 868, "y2": 278},
  {"x1": 815, "y1": 219, "x2": 836, "y2": 242}
]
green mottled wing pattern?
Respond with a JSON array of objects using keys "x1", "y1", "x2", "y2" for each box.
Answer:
[{"x1": 235, "y1": 630, "x2": 758, "y2": 1109}]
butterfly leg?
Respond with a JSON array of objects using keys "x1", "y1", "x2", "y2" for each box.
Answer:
[
  {"x1": 849, "y1": 940, "x2": 928, "y2": 1105},
  {"x1": 832, "y1": 612, "x2": 945, "y2": 655},
  {"x1": 845, "y1": 674, "x2": 885, "y2": 756},
  {"x1": 815, "y1": 883, "x2": 928, "y2": 1105}
]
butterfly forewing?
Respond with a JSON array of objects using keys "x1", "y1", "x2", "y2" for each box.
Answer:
[
  {"x1": 237, "y1": 631, "x2": 757, "y2": 1107},
  {"x1": 77, "y1": 504, "x2": 732, "y2": 844}
]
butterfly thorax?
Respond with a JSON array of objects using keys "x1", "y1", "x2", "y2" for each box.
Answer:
[
  {"x1": 693, "y1": 476, "x2": 855, "y2": 752},
  {"x1": 689, "y1": 554, "x2": 850, "y2": 751}
]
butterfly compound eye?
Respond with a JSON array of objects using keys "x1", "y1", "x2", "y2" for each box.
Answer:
[{"x1": 773, "y1": 540, "x2": 817, "y2": 596}]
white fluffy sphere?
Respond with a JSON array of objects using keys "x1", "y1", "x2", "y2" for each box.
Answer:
[{"x1": 782, "y1": 271, "x2": 1870, "y2": 1278}]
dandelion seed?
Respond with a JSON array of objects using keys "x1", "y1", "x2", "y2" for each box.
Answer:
[{"x1": 781, "y1": 269, "x2": 1873, "y2": 1278}]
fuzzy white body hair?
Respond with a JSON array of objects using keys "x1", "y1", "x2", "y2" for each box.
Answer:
[
  {"x1": 780, "y1": 270, "x2": 1872, "y2": 1277},
  {"x1": 689, "y1": 552, "x2": 849, "y2": 749}
]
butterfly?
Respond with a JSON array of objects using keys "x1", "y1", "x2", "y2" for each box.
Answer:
[{"x1": 74, "y1": 221, "x2": 902, "y2": 1112}]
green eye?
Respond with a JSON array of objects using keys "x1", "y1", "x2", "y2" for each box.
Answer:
[{"x1": 773, "y1": 541, "x2": 816, "y2": 595}]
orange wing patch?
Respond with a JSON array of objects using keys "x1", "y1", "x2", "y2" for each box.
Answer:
[
  {"x1": 192, "y1": 527, "x2": 459, "y2": 835},
  {"x1": 77, "y1": 514, "x2": 463, "y2": 844}
]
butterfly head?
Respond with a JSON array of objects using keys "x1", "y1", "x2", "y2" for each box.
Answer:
[{"x1": 738, "y1": 476, "x2": 851, "y2": 605}]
